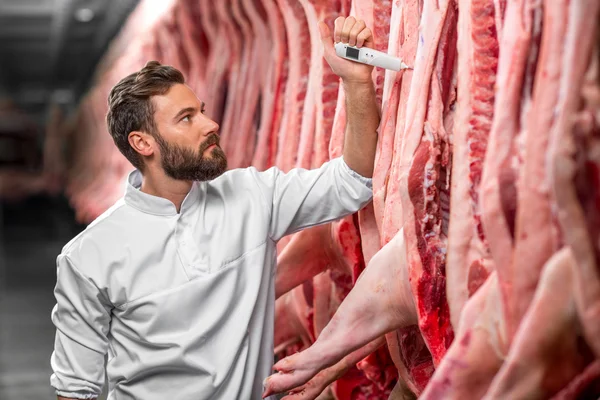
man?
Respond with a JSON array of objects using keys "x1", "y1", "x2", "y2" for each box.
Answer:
[{"x1": 50, "y1": 17, "x2": 379, "y2": 400}]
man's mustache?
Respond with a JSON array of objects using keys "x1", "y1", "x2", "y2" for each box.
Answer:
[{"x1": 200, "y1": 134, "x2": 220, "y2": 153}]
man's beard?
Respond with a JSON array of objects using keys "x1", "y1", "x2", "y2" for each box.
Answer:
[{"x1": 155, "y1": 133, "x2": 228, "y2": 181}]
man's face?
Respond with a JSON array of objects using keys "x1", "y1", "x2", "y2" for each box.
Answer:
[{"x1": 150, "y1": 84, "x2": 227, "y2": 181}]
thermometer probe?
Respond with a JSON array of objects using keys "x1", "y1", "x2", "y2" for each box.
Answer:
[{"x1": 334, "y1": 42, "x2": 411, "y2": 71}]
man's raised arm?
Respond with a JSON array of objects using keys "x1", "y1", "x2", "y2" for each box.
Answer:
[
  {"x1": 247, "y1": 17, "x2": 379, "y2": 242},
  {"x1": 320, "y1": 17, "x2": 380, "y2": 178}
]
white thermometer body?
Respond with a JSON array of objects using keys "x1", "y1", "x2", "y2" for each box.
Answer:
[{"x1": 334, "y1": 42, "x2": 410, "y2": 71}]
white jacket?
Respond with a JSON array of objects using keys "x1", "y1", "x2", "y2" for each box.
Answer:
[{"x1": 50, "y1": 157, "x2": 372, "y2": 400}]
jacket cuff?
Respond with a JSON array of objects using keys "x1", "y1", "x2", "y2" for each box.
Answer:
[
  {"x1": 55, "y1": 390, "x2": 98, "y2": 399},
  {"x1": 340, "y1": 157, "x2": 373, "y2": 190}
]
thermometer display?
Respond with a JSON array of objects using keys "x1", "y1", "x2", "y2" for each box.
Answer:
[{"x1": 345, "y1": 46, "x2": 360, "y2": 60}]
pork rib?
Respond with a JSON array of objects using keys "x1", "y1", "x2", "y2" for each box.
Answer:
[
  {"x1": 156, "y1": 7, "x2": 189, "y2": 78},
  {"x1": 199, "y1": 0, "x2": 229, "y2": 125},
  {"x1": 398, "y1": 0, "x2": 457, "y2": 365},
  {"x1": 446, "y1": 0, "x2": 500, "y2": 330},
  {"x1": 298, "y1": 0, "x2": 342, "y2": 170},
  {"x1": 379, "y1": 0, "x2": 421, "y2": 246},
  {"x1": 356, "y1": 0, "x2": 392, "y2": 267},
  {"x1": 227, "y1": 0, "x2": 267, "y2": 168},
  {"x1": 177, "y1": 0, "x2": 208, "y2": 98},
  {"x1": 372, "y1": 0, "x2": 409, "y2": 239},
  {"x1": 214, "y1": 0, "x2": 245, "y2": 162},
  {"x1": 251, "y1": 0, "x2": 288, "y2": 170},
  {"x1": 274, "y1": 0, "x2": 312, "y2": 172}
]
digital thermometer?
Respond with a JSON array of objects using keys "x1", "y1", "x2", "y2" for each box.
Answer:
[{"x1": 334, "y1": 42, "x2": 410, "y2": 71}]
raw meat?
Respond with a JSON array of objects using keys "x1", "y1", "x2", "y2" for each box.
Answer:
[
  {"x1": 367, "y1": 3, "x2": 435, "y2": 390},
  {"x1": 263, "y1": 230, "x2": 415, "y2": 397},
  {"x1": 251, "y1": 0, "x2": 288, "y2": 171},
  {"x1": 552, "y1": 361, "x2": 600, "y2": 400},
  {"x1": 550, "y1": 0, "x2": 600, "y2": 360},
  {"x1": 446, "y1": 0, "x2": 500, "y2": 329},
  {"x1": 274, "y1": 0, "x2": 312, "y2": 172},
  {"x1": 297, "y1": 0, "x2": 342, "y2": 170},
  {"x1": 227, "y1": 0, "x2": 264, "y2": 168},
  {"x1": 199, "y1": 0, "x2": 228, "y2": 124},
  {"x1": 279, "y1": 337, "x2": 387, "y2": 400},
  {"x1": 274, "y1": 284, "x2": 314, "y2": 357},
  {"x1": 213, "y1": 1, "x2": 243, "y2": 158},
  {"x1": 275, "y1": 216, "x2": 362, "y2": 300},
  {"x1": 379, "y1": 0, "x2": 420, "y2": 246},
  {"x1": 371, "y1": 0, "x2": 404, "y2": 229},
  {"x1": 370, "y1": 0, "x2": 392, "y2": 107},
  {"x1": 501, "y1": 0, "x2": 558, "y2": 342},
  {"x1": 420, "y1": 1, "x2": 544, "y2": 397},
  {"x1": 479, "y1": 0, "x2": 542, "y2": 343},
  {"x1": 271, "y1": 4, "x2": 396, "y2": 395},
  {"x1": 419, "y1": 273, "x2": 506, "y2": 400},
  {"x1": 482, "y1": 247, "x2": 588, "y2": 399},
  {"x1": 397, "y1": 0, "x2": 457, "y2": 365},
  {"x1": 156, "y1": 7, "x2": 189, "y2": 78},
  {"x1": 273, "y1": 214, "x2": 391, "y2": 397},
  {"x1": 176, "y1": 0, "x2": 209, "y2": 97},
  {"x1": 356, "y1": 0, "x2": 392, "y2": 266}
]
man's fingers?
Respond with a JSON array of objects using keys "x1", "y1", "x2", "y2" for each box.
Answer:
[
  {"x1": 334, "y1": 16, "x2": 345, "y2": 42},
  {"x1": 318, "y1": 21, "x2": 333, "y2": 45},
  {"x1": 356, "y1": 27, "x2": 373, "y2": 48},
  {"x1": 348, "y1": 19, "x2": 366, "y2": 47},
  {"x1": 340, "y1": 16, "x2": 356, "y2": 43},
  {"x1": 318, "y1": 21, "x2": 335, "y2": 58}
]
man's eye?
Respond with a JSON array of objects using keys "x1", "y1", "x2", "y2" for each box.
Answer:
[
  {"x1": 181, "y1": 115, "x2": 191, "y2": 122},
  {"x1": 201, "y1": 108, "x2": 206, "y2": 114}
]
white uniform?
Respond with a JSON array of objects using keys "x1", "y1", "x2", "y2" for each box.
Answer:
[{"x1": 50, "y1": 157, "x2": 373, "y2": 400}]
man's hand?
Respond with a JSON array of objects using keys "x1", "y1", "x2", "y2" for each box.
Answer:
[
  {"x1": 320, "y1": 17, "x2": 379, "y2": 178},
  {"x1": 319, "y1": 17, "x2": 374, "y2": 84}
]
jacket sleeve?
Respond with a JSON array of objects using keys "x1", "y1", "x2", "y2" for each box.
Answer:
[
  {"x1": 50, "y1": 254, "x2": 112, "y2": 399},
  {"x1": 251, "y1": 156, "x2": 373, "y2": 241}
]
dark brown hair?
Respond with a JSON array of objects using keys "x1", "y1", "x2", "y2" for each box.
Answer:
[{"x1": 106, "y1": 61, "x2": 184, "y2": 170}]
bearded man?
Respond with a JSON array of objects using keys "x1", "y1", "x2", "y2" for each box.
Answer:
[{"x1": 50, "y1": 17, "x2": 378, "y2": 400}]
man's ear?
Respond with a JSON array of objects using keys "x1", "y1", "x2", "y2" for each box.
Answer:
[{"x1": 128, "y1": 131, "x2": 155, "y2": 157}]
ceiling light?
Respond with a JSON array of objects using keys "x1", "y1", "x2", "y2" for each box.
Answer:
[{"x1": 74, "y1": 8, "x2": 95, "y2": 23}]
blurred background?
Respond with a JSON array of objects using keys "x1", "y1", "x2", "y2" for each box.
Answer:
[{"x1": 0, "y1": 0, "x2": 140, "y2": 398}]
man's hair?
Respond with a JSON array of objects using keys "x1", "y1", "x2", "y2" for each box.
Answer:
[{"x1": 106, "y1": 61, "x2": 185, "y2": 170}]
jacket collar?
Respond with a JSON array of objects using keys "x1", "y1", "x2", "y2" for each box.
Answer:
[{"x1": 124, "y1": 169, "x2": 199, "y2": 216}]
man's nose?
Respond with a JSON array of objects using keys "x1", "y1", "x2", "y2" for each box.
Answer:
[{"x1": 205, "y1": 119, "x2": 220, "y2": 136}]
